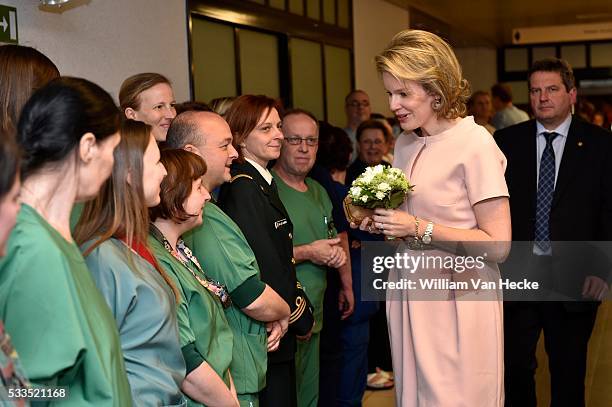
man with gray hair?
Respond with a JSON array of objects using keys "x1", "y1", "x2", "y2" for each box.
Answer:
[
  {"x1": 272, "y1": 108, "x2": 348, "y2": 407},
  {"x1": 166, "y1": 110, "x2": 291, "y2": 407}
]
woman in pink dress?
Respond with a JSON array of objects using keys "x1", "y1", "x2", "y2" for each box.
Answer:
[{"x1": 361, "y1": 30, "x2": 511, "y2": 406}]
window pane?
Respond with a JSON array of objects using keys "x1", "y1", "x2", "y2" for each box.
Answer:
[
  {"x1": 561, "y1": 45, "x2": 586, "y2": 69},
  {"x1": 532, "y1": 46, "x2": 556, "y2": 62},
  {"x1": 324, "y1": 45, "x2": 351, "y2": 127},
  {"x1": 269, "y1": 0, "x2": 285, "y2": 10},
  {"x1": 291, "y1": 38, "x2": 324, "y2": 120},
  {"x1": 239, "y1": 29, "x2": 281, "y2": 98},
  {"x1": 306, "y1": 0, "x2": 320, "y2": 20},
  {"x1": 289, "y1": 0, "x2": 304, "y2": 15},
  {"x1": 323, "y1": 0, "x2": 336, "y2": 25},
  {"x1": 591, "y1": 43, "x2": 612, "y2": 68},
  {"x1": 504, "y1": 48, "x2": 528, "y2": 72},
  {"x1": 337, "y1": 0, "x2": 349, "y2": 28},
  {"x1": 191, "y1": 18, "x2": 237, "y2": 102}
]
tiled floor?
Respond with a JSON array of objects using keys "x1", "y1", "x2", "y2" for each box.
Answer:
[
  {"x1": 362, "y1": 301, "x2": 611, "y2": 407},
  {"x1": 363, "y1": 388, "x2": 395, "y2": 407}
]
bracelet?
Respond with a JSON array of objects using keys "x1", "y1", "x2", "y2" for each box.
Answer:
[
  {"x1": 422, "y1": 221, "x2": 434, "y2": 245},
  {"x1": 414, "y1": 216, "x2": 421, "y2": 243}
]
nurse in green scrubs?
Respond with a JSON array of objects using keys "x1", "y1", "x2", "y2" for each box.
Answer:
[
  {"x1": 0, "y1": 77, "x2": 131, "y2": 405},
  {"x1": 149, "y1": 149, "x2": 237, "y2": 407},
  {"x1": 74, "y1": 120, "x2": 188, "y2": 406},
  {"x1": 0, "y1": 136, "x2": 30, "y2": 406}
]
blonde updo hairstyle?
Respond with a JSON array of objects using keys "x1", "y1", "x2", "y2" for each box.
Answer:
[{"x1": 375, "y1": 29, "x2": 470, "y2": 120}]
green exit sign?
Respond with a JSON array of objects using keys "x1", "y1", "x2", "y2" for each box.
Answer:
[{"x1": 0, "y1": 5, "x2": 17, "y2": 44}]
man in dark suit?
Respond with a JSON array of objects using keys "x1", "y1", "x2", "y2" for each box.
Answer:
[{"x1": 495, "y1": 58, "x2": 611, "y2": 407}]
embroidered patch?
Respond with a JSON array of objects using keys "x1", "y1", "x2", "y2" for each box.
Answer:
[{"x1": 274, "y1": 219, "x2": 288, "y2": 229}]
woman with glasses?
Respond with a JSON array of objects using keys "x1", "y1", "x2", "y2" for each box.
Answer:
[{"x1": 218, "y1": 95, "x2": 314, "y2": 407}]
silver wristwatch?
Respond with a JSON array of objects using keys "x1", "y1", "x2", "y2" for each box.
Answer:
[{"x1": 422, "y1": 222, "x2": 434, "y2": 244}]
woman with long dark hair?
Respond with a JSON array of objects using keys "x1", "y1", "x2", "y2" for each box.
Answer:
[
  {"x1": 74, "y1": 120, "x2": 189, "y2": 406},
  {"x1": 0, "y1": 77, "x2": 131, "y2": 405}
]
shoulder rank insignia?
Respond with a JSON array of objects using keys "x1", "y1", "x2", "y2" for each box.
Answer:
[{"x1": 230, "y1": 174, "x2": 253, "y2": 183}]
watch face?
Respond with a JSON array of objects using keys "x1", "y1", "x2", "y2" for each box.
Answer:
[{"x1": 422, "y1": 235, "x2": 431, "y2": 244}]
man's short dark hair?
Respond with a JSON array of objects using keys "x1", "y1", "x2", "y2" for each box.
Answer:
[
  {"x1": 528, "y1": 58, "x2": 575, "y2": 92},
  {"x1": 491, "y1": 83, "x2": 513, "y2": 103}
]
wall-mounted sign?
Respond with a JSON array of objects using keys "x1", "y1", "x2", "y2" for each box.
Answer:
[
  {"x1": 513, "y1": 22, "x2": 612, "y2": 45},
  {"x1": 0, "y1": 4, "x2": 17, "y2": 44}
]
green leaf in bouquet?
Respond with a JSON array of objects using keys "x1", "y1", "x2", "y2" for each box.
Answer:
[{"x1": 387, "y1": 191, "x2": 407, "y2": 209}]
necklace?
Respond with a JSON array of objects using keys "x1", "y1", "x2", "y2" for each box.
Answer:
[{"x1": 150, "y1": 224, "x2": 232, "y2": 308}]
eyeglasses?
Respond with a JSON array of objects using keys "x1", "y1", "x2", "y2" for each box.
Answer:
[
  {"x1": 347, "y1": 101, "x2": 370, "y2": 108},
  {"x1": 285, "y1": 136, "x2": 319, "y2": 146}
]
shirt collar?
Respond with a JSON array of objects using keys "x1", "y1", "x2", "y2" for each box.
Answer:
[
  {"x1": 536, "y1": 113, "x2": 572, "y2": 138},
  {"x1": 245, "y1": 157, "x2": 273, "y2": 185}
]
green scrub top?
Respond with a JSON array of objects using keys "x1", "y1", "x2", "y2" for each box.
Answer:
[
  {"x1": 0, "y1": 204, "x2": 132, "y2": 406},
  {"x1": 183, "y1": 202, "x2": 267, "y2": 396},
  {"x1": 84, "y1": 238, "x2": 187, "y2": 407},
  {"x1": 272, "y1": 175, "x2": 335, "y2": 334},
  {"x1": 149, "y1": 234, "x2": 233, "y2": 407}
]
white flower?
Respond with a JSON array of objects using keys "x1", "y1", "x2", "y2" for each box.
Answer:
[
  {"x1": 360, "y1": 195, "x2": 368, "y2": 202},
  {"x1": 378, "y1": 182, "x2": 390, "y2": 192},
  {"x1": 373, "y1": 165, "x2": 384, "y2": 174},
  {"x1": 360, "y1": 172, "x2": 375, "y2": 183},
  {"x1": 350, "y1": 186, "x2": 362, "y2": 196},
  {"x1": 375, "y1": 191, "x2": 385, "y2": 199}
]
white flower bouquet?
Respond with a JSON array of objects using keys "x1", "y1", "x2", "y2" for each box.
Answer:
[{"x1": 343, "y1": 165, "x2": 413, "y2": 224}]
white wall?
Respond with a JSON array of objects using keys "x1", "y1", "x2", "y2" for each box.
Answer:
[
  {"x1": 3, "y1": 0, "x2": 190, "y2": 103},
  {"x1": 352, "y1": 0, "x2": 409, "y2": 116},
  {"x1": 454, "y1": 47, "x2": 498, "y2": 96}
]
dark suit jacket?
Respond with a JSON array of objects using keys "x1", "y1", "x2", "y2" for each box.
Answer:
[
  {"x1": 218, "y1": 160, "x2": 313, "y2": 363},
  {"x1": 495, "y1": 116, "x2": 612, "y2": 305}
]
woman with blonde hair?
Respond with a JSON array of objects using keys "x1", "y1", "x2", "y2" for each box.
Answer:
[
  {"x1": 119, "y1": 72, "x2": 177, "y2": 141},
  {"x1": 74, "y1": 119, "x2": 190, "y2": 406},
  {"x1": 361, "y1": 29, "x2": 511, "y2": 406}
]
